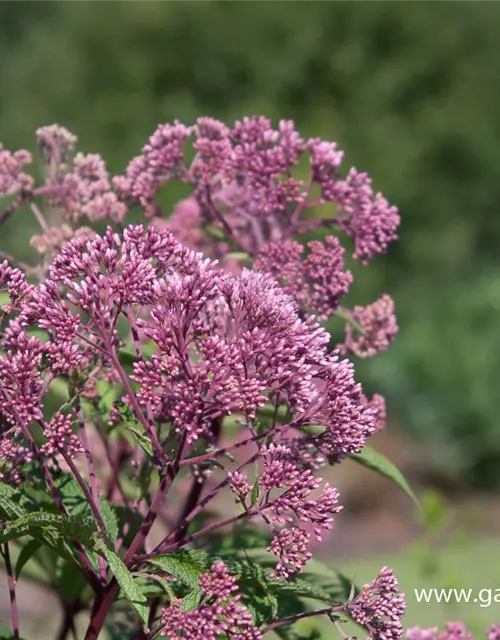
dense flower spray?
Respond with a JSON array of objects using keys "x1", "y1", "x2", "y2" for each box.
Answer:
[
  {"x1": 407, "y1": 623, "x2": 500, "y2": 640},
  {"x1": 0, "y1": 119, "x2": 407, "y2": 640}
]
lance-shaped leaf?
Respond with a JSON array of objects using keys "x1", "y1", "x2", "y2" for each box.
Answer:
[
  {"x1": 95, "y1": 540, "x2": 149, "y2": 628},
  {"x1": 113, "y1": 401, "x2": 153, "y2": 456},
  {"x1": 146, "y1": 550, "x2": 206, "y2": 588},
  {"x1": 0, "y1": 511, "x2": 97, "y2": 546},
  {"x1": 348, "y1": 446, "x2": 419, "y2": 506}
]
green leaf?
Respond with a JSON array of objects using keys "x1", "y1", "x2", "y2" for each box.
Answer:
[
  {"x1": 180, "y1": 588, "x2": 203, "y2": 612},
  {"x1": 134, "y1": 572, "x2": 176, "y2": 602},
  {"x1": 113, "y1": 401, "x2": 153, "y2": 457},
  {"x1": 348, "y1": 446, "x2": 420, "y2": 506},
  {"x1": 15, "y1": 539, "x2": 42, "y2": 579},
  {"x1": 55, "y1": 559, "x2": 89, "y2": 602},
  {"x1": 250, "y1": 477, "x2": 260, "y2": 507},
  {"x1": 31, "y1": 530, "x2": 80, "y2": 568},
  {"x1": 95, "y1": 540, "x2": 149, "y2": 628},
  {"x1": 147, "y1": 550, "x2": 205, "y2": 588},
  {"x1": 225, "y1": 251, "x2": 252, "y2": 263},
  {"x1": 99, "y1": 497, "x2": 119, "y2": 545},
  {"x1": 0, "y1": 482, "x2": 25, "y2": 520},
  {"x1": 0, "y1": 512, "x2": 97, "y2": 546},
  {"x1": 334, "y1": 308, "x2": 367, "y2": 335},
  {"x1": 271, "y1": 575, "x2": 341, "y2": 603},
  {"x1": 57, "y1": 482, "x2": 88, "y2": 514}
]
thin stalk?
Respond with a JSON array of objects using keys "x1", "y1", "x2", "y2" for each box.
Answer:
[
  {"x1": 7, "y1": 405, "x2": 100, "y2": 590},
  {"x1": 179, "y1": 426, "x2": 277, "y2": 468},
  {"x1": 78, "y1": 408, "x2": 108, "y2": 579},
  {"x1": 84, "y1": 471, "x2": 172, "y2": 640},
  {"x1": 138, "y1": 451, "x2": 260, "y2": 560},
  {"x1": 1, "y1": 543, "x2": 20, "y2": 640},
  {"x1": 262, "y1": 605, "x2": 343, "y2": 633},
  {"x1": 30, "y1": 201, "x2": 49, "y2": 232}
]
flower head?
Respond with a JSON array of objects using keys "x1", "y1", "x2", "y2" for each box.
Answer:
[
  {"x1": 341, "y1": 294, "x2": 398, "y2": 358},
  {"x1": 255, "y1": 236, "x2": 352, "y2": 320},
  {"x1": 0, "y1": 145, "x2": 33, "y2": 196},
  {"x1": 348, "y1": 567, "x2": 406, "y2": 640},
  {"x1": 160, "y1": 562, "x2": 261, "y2": 639}
]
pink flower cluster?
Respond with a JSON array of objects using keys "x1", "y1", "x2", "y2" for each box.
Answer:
[
  {"x1": 0, "y1": 223, "x2": 381, "y2": 581},
  {"x1": 348, "y1": 567, "x2": 406, "y2": 640},
  {"x1": 406, "y1": 623, "x2": 500, "y2": 640},
  {"x1": 114, "y1": 116, "x2": 400, "y2": 263},
  {"x1": 40, "y1": 412, "x2": 83, "y2": 458},
  {"x1": 0, "y1": 145, "x2": 33, "y2": 196},
  {"x1": 0, "y1": 118, "x2": 403, "y2": 639},
  {"x1": 159, "y1": 562, "x2": 261, "y2": 639},
  {"x1": 341, "y1": 294, "x2": 398, "y2": 358},
  {"x1": 267, "y1": 526, "x2": 312, "y2": 579},
  {"x1": 0, "y1": 120, "x2": 399, "y2": 356},
  {"x1": 259, "y1": 443, "x2": 342, "y2": 539},
  {"x1": 59, "y1": 152, "x2": 127, "y2": 223},
  {"x1": 255, "y1": 236, "x2": 352, "y2": 321}
]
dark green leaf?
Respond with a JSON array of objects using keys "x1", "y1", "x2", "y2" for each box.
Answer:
[
  {"x1": 348, "y1": 446, "x2": 420, "y2": 506},
  {"x1": 147, "y1": 550, "x2": 205, "y2": 588},
  {"x1": 99, "y1": 497, "x2": 119, "y2": 545},
  {"x1": 135, "y1": 572, "x2": 176, "y2": 602},
  {"x1": 113, "y1": 401, "x2": 153, "y2": 456},
  {"x1": 55, "y1": 560, "x2": 88, "y2": 602},
  {"x1": 180, "y1": 588, "x2": 203, "y2": 612},
  {"x1": 95, "y1": 540, "x2": 149, "y2": 628},
  {"x1": 15, "y1": 539, "x2": 42, "y2": 579},
  {"x1": 0, "y1": 511, "x2": 97, "y2": 546},
  {"x1": 0, "y1": 482, "x2": 25, "y2": 520}
]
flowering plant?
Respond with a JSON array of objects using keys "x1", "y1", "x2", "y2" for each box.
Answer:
[{"x1": 0, "y1": 118, "x2": 410, "y2": 640}]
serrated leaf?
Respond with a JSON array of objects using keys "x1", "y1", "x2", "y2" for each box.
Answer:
[
  {"x1": 15, "y1": 539, "x2": 42, "y2": 579},
  {"x1": 0, "y1": 512, "x2": 97, "y2": 546},
  {"x1": 0, "y1": 482, "x2": 25, "y2": 520},
  {"x1": 54, "y1": 473, "x2": 88, "y2": 514},
  {"x1": 95, "y1": 540, "x2": 149, "y2": 628},
  {"x1": 99, "y1": 497, "x2": 119, "y2": 545},
  {"x1": 348, "y1": 446, "x2": 419, "y2": 506},
  {"x1": 135, "y1": 572, "x2": 176, "y2": 602},
  {"x1": 147, "y1": 550, "x2": 205, "y2": 587},
  {"x1": 114, "y1": 401, "x2": 153, "y2": 456},
  {"x1": 31, "y1": 530, "x2": 80, "y2": 568},
  {"x1": 272, "y1": 577, "x2": 332, "y2": 603},
  {"x1": 180, "y1": 588, "x2": 203, "y2": 612}
]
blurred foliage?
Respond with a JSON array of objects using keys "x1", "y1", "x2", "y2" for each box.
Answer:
[{"x1": 1, "y1": 1, "x2": 500, "y2": 487}]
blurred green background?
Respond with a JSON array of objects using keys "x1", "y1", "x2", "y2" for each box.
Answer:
[{"x1": 1, "y1": 2, "x2": 500, "y2": 634}]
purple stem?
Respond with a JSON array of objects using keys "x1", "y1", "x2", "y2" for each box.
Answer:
[
  {"x1": 105, "y1": 342, "x2": 165, "y2": 462},
  {"x1": 179, "y1": 427, "x2": 278, "y2": 468},
  {"x1": 78, "y1": 408, "x2": 108, "y2": 580},
  {"x1": 261, "y1": 605, "x2": 343, "y2": 633},
  {"x1": 7, "y1": 405, "x2": 100, "y2": 590},
  {"x1": 1, "y1": 543, "x2": 20, "y2": 640},
  {"x1": 84, "y1": 470, "x2": 173, "y2": 640},
  {"x1": 59, "y1": 447, "x2": 106, "y2": 535},
  {"x1": 137, "y1": 451, "x2": 260, "y2": 560},
  {"x1": 141, "y1": 508, "x2": 258, "y2": 560}
]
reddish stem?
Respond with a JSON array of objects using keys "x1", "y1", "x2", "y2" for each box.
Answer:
[
  {"x1": 262, "y1": 605, "x2": 342, "y2": 633},
  {"x1": 1, "y1": 543, "x2": 20, "y2": 640},
  {"x1": 84, "y1": 471, "x2": 172, "y2": 640},
  {"x1": 179, "y1": 426, "x2": 278, "y2": 468}
]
